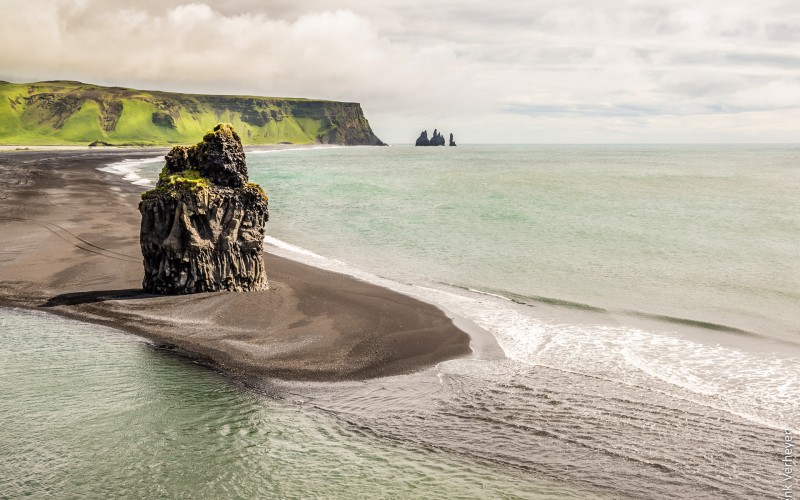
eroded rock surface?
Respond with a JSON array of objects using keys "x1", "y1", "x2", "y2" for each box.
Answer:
[
  {"x1": 430, "y1": 129, "x2": 446, "y2": 146},
  {"x1": 139, "y1": 124, "x2": 268, "y2": 294}
]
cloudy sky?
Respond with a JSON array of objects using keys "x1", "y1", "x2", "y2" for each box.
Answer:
[{"x1": 1, "y1": 0, "x2": 798, "y2": 143}]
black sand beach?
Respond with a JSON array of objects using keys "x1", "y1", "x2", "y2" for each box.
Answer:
[{"x1": 0, "y1": 150, "x2": 473, "y2": 380}]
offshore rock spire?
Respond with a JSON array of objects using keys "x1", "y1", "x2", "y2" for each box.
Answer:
[{"x1": 415, "y1": 128, "x2": 453, "y2": 146}]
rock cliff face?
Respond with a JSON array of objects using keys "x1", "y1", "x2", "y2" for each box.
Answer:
[
  {"x1": 314, "y1": 102, "x2": 385, "y2": 145},
  {"x1": 0, "y1": 81, "x2": 385, "y2": 146},
  {"x1": 139, "y1": 124, "x2": 269, "y2": 294}
]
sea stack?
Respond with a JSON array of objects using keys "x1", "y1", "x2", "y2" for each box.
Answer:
[
  {"x1": 139, "y1": 123, "x2": 269, "y2": 294},
  {"x1": 449, "y1": 133, "x2": 457, "y2": 146},
  {"x1": 430, "y1": 129, "x2": 446, "y2": 146},
  {"x1": 415, "y1": 129, "x2": 449, "y2": 146}
]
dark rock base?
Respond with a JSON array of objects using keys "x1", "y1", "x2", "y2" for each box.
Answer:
[{"x1": 140, "y1": 185, "x2": 268, "y2": 294}]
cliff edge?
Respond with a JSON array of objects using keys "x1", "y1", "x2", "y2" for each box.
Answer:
[{"x1": 0, "y1": 81, "x2": 384, "y2": 146}]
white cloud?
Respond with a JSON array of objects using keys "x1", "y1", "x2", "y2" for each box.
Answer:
[{"x1": 0, "y1": 0, "x2": 799, "y2": 142}]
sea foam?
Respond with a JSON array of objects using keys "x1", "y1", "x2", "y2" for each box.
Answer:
[{"x1": 98, "y1": 157, "x2": 162, "y2": 187}]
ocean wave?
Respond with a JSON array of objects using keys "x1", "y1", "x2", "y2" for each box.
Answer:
[
  {"x1": 455, "y1": 284, "x2": 762, "y2": 337},
  {"x1": 98, "y1": 156, "x2": 162, "y2": 187},
  {"x1": 265, "y1": 236, "x2": 800, "y2": 431}
]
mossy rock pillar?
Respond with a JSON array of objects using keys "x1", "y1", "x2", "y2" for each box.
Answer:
[{"x1": 139, "y1": 124, "x2": 269, "y2": 294}]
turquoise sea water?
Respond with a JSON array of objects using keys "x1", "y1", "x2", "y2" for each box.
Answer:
[
  {"x1": 248, "y1": 144, "x2": 800, "y2": 342},
  {"x1": 4, "y1": 145, "x2": 799, "y2": 498}
]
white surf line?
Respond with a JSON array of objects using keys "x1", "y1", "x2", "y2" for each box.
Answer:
[{"x1": 98, "y1": 156, "x2": 163, "y2": 187}]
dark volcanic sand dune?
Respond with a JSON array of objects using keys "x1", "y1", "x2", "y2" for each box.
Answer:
[{"x1": 0, "y1": 150, "x2": 473, "y2": 380}]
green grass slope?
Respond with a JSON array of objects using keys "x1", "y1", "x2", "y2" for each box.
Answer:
[{"x1": 0, "y1": 81, "x2": 384, "y2": 146}]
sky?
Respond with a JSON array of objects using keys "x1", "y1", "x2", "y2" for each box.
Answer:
[{"x1": 1, "y1": 0, "x2": 799, "y2": 143}]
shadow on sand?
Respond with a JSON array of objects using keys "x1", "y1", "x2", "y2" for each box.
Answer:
[{"x1": 41, "y1": 289, "x2": 155, "y2": 307}]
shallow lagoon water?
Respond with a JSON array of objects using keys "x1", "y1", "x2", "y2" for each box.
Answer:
[{"x1": 0, "y1": 308, "x2": 585, "y2": 499}]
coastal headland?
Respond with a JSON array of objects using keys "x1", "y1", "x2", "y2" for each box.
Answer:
[
  {"x1": 0, "y1": 149, "x2": 473, "y2": 381},
  {"x1": 0, "y1": 81, "x2": 385, "y2": 147}
]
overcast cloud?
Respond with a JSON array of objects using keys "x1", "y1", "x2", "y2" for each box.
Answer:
[{"x1": 1, "y1": 0, "x2": 798, "y2": 142}]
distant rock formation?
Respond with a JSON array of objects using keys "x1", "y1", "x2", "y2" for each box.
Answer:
[
  {"x1": 430, "y1": 129, "x2": 446, "y2": 146},
  {"x1": 415, "y1": 128, "x2": 452, "y2": 146},
  {"x1": 449, "y1": 133, "x2": 457, "y2": 146},
  {"x1": 139, "y1": 123, "x2": 269, "y2": 294}
]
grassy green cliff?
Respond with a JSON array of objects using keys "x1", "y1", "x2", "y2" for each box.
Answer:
[{"x1": 0, "y1": 81, "x2": 384, "y2": 146}]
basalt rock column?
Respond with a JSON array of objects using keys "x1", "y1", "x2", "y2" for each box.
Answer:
[
  {"x1": 430, "y1": 129, "x2": 446, "y2": 146},
  {"x1": 139, "y1": 123, "x2": 269, "y2": 294}
]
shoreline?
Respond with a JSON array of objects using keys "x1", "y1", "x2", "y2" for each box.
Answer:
[
  {"x1": 0, "y1": 143, "x2": 349, "y2": 152},
  {"x1": 0, "y1": 149, "x2": 487, "y2": 381}
]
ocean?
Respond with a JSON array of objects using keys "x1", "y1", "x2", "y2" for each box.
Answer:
[{"x1": 3, "y1": 144, "x2": 799, "y2": 498}]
